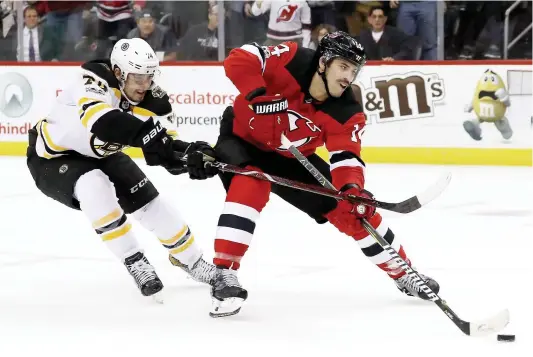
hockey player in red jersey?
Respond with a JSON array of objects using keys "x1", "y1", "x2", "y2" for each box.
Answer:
[{"x1": 207, "y1": 32, "x2": 440, "y2": 317}]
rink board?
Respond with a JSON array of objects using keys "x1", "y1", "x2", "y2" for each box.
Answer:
[{"x1": 0, "y1": 60, "x2": 531, "y2": 166}]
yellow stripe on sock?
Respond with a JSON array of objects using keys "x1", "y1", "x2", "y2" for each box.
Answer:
[
  {"x1": 159, "y1": 225, "x2": 188, "y2": 245},
  {"x1": 92, "y1": 209, "x2": 122, "y2": 228},
  {"x1": 169, "y1": 236, "x2": 195, "y2": 255},
  {"x1": 101, "y1": 223, "x2": 132, "y2": 241}
]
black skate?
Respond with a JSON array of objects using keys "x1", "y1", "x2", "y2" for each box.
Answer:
[
  {"x1": 125, "y1": 252, "x2": 164, "y2": 298},
  {"x1": 168, "y1": 254, "x2": 216, "y2": 285},
  {"x1": 394, "y1": 270, "x2": 440, "y2": 301},
  {"x1": 209, "y1": 267, "x2": 248, "y2": 318}
]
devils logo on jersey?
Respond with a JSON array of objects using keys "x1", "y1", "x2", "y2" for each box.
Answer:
[
  {"x1": 276, "y1": 4, "x2": 298, "y2": 23},
  {"x1": 277, "y1": 110, "x2": 321, "y2": 151}
]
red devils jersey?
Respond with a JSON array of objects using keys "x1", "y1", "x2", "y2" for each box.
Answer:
[{"x1": 224, "y1": 41, "x2": 367, "y2": 189}]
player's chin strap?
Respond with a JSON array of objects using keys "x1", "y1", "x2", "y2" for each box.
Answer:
[
  {"x1": 318, "y1": 66, "x2": 333, "y2": 98},
  {"x1": 317, "y1": 57, "x2": 354, "y2": 98},
  {"x1": 118, "y1": 85, "x2": 141, "y2": 106}
]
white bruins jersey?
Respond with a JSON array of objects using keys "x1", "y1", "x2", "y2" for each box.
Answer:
[{"x1": 34, "y1": 60, "x2": 177, "y2": 159}]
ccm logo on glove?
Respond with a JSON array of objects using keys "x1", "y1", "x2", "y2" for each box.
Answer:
[
  {"x1": 142, "y1": 122, "x2": 164, "y2": 145},
  {"x1": 252, "y1": 97, "x2": 288, "y2": 114}
]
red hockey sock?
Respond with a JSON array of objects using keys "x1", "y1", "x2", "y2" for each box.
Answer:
[
  {"x1": 214, "y1": 166, "x2": 270, "y2": 270},
  {"x1": 377, "y1": 246, "x2": 411, "y2": 279},
  {"x1": 325, "y1": 209, "x2": 411, "y2": 279}
]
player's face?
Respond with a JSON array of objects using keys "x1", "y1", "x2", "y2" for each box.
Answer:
[
  {"x1": 123, "y1": 73, "x2": 153, "y2": 102},
  {"x1": 326, "y1": 59, "x2": 358, "y2": 97}
]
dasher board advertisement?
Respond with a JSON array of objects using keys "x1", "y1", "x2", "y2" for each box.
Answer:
[{"x1": 0, "y1": 62, "x2": 531, "y2": 165}]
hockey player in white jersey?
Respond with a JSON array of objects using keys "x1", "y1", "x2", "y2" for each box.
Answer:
[{"x1": 26, "y1": 38, "x2": 219, "y2": 299}]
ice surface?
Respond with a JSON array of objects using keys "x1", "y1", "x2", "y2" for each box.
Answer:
[{"x1": 0, "y1": 157, "x2": 531, "y2": 357}]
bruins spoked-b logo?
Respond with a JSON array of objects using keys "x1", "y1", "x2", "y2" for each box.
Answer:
[
  {"x1": 59, "y1": 164, "x2": 68, "y2": 174},
  {"x1": 90, "y1": 134, "x2": 125, "y2": 157}
]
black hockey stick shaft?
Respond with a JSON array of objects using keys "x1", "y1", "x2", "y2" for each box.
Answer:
[
  {"x1": 280, "y1": 139, "x2": 474, "y2": 336},
  {"x1": 194, "y1": 159, "x2": 429, "y2": 214}
]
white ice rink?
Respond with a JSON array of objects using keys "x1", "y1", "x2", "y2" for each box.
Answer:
[{"x1": 0, "y1": 156, "x2": 531, "y2": 357}]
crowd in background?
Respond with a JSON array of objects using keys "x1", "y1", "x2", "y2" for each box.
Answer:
[{"x1": 0, "y1": 0, "x2": 531, "y2": 63}]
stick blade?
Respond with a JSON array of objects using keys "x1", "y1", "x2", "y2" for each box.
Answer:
[
  {"x1": 417, "y1": 172, "x2": 452, "y2": 207},
  {"x1": 468, "y1": 309, "x2": 510, "y2": 337}
]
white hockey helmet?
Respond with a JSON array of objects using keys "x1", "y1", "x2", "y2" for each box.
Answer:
[{"x1": 110, "y1": 38, "x2": 160, "y2": 89}]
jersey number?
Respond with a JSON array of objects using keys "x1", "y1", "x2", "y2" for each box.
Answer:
[
  {"x1": 351, "y1": 124, "x2": 365, "y2": 143},
  {"x1": 264, "y1": 44, "x2": 290, "y2": 58},
  {"x1": 83, "y1": 75, "x2": 108, "y2": 92}
]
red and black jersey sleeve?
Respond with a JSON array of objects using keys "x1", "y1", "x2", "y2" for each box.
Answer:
[
  {"x1": 322, "y1": 100, "x2": 367, "y2": 191},
  {"x1": 223, "y1": 41, "x2": 299, "y2": 99}
]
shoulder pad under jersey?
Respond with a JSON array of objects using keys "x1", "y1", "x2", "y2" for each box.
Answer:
[
  {"x1": 81, "y1": 60, "x2": 120, "y2": 90},
  {"x1": 138, "y1": 86, "x2": 172, "y2": 116},
  {"x1": 317, "y1": 86, "x2": 364, "y2": 125}
]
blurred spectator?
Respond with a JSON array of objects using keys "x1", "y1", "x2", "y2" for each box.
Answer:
[
  {"x1": 358, "y1": 6, "x2": 416, "y2": 60},
  {"x1": 74, "y1": 10, "x2": 112, "y2": 61},
  {"x1": 126, "y1": 9, "x2": 177, "y2": 61},
  {"x1": 453, "y1": 2, "x2": 506, "y2": 60},
  {"x1": 44, "y1": 1, "x2": 91, "y2": 55},
  {"x1": 226, "y1": 1, "x2": 267, "y2": 50},
  {"x1": 1, "y1": 1, "x2": 16, "y2": 60},
  {"x1": 176, "y1": 3, "x2": 220, "y2": 61},
  {"x1": 16, "y1": 5, "x2": 61, "y2": 61},
  {"x1": 346, "y1": 1, "x2": 382, "y2": 36},
  {"x1": 250, "y1": 0, "x2": 311, "y2": 48},
  {"x1": 17, "y1": 6, "x2": 41, "y2": 61},
  {"x1": 160, "y1": 1, "x2": 211, "y2": 40},
  {"x1": 307, "y1": 1, "x2": 336, "y2": 27},
  {"x1": 308, "y1": 23, "x2": 335, "y2": 50},
  {"x1": 0, "y1": 0, "x2": 529, "y2": 62},
  {"x1": 391, "y1": 0, "x2": 436, "y2": 60},
  {"x1": 95, "y1": 0, "x2": 143, "y2": 41}
]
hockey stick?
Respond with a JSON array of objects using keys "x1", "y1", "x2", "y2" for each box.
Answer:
[
  {"x1": 279, "y1": 133, "x2": 510, "y2": 337},
  {"x1": 180, "y1": 155, "x2": 450, "y2": 214}
]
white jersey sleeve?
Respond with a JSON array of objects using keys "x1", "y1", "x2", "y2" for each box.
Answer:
[{"x1": 75, "y1": 68, "x2": 121, "y2": 132}]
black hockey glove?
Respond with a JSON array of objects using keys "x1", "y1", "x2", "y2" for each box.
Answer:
[
  {"x1": 136, "y1": 118, "x2": 181, "y2": 168},
  {"x1": 182, "y1": 141, "x2": 219, "y2": 180}
]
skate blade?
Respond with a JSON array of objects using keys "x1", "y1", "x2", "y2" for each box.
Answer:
[{"x1": 209, "y1": 297, "x2": 245, "y2": 318}]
